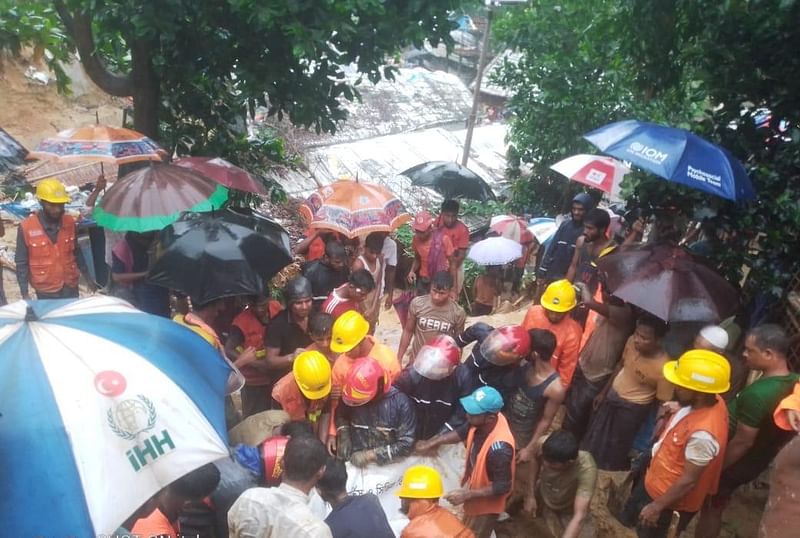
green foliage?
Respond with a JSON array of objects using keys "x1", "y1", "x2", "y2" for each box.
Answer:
[
  {"x1": 0, "y1": 1, "x2": 73, "y2": 92},
  {"x1": 496, "y1": 0, "x2": 800, "y2": 300},
  {"x1": 394, "y1": 223, "x2": 414, "y2": 258}
]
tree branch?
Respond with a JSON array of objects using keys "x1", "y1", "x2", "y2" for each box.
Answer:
[{"x1": 53, "y1": 0, "x2": 134, "y2": 97}]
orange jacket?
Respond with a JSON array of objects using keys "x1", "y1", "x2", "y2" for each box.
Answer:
[
  {"x1": 645, "y1": 395, "x2": 729, "y2": 512},
  {"x1": 401, "y1": 500, "x2": 475, "y2": 538},
  {"x1": 272, "y1": 371, "x2": 328, "y2": 424},
  {"x1": 328, "y1": 337, "x2": 401, "y2": 436},
  {"x1": 20, "y1": 213, "x2": 80, "y2": 293},
  {"x1": 231, "y1": 308, "x2": 269, "y2": 385},
  {"x1": 521, "y1": 305, "x2": 583, "y2": 386},
  {"x1": 462, "y1": 413, "x2": 516, "y2": 516},
  {"x1": 774, "y1": 381, "x2": 800, "y2": 431}
]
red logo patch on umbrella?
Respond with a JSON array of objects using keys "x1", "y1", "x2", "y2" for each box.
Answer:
[{"x1": 94, "y1": 370, "x2": 127, "y2": 397}]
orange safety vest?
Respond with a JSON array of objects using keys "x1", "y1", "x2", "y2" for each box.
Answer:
[
  {"x1": 20, "y1": 213, "x2": 80, "y2": 293},
  {"x1": 462, "y1": 413, "x2": 516, "y2": 516},
  {"x1": 231, "y1": 308, "x2": 270, "y2": 385},
  {"x1": 645, "y1": 396, "x2": 729, "y2": 512},
  {"x1": 272, "y1": 371, "x2": 327, "y2": 424}
]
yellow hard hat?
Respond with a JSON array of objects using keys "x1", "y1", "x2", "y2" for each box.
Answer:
[
  {"x1": 292, "y1": 350, "x2": 332, "y2": 400},
  {"x1": 397, "y1": 465, "x2": 444, "y2": 499},
  {"x1": 35, "y1": 177, "x2": 70, "y2": 204},
  {"x1": 663, "y1": 349, "x2": 731, "y2": 394},
  {"x1": 330, "y1": 310, "x2": 370, "y2": 353},
  {"x1": 540, "y1": 279, "x2": 577, "y2": 313}
]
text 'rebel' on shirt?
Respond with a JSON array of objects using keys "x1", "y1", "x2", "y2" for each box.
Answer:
[{"x1": 408, "y1": 294, "x2": 466, "y2": 359}]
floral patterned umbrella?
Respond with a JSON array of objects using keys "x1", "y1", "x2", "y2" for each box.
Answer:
[
  {"x1": 29, "y1": 125, "x2": 167, "y2": 165},
  {"x1": 299, "y1": 179, "x2": 411, "y2": 238}
]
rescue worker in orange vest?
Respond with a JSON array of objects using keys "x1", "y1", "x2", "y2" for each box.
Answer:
[
  {"x1": 416, "y1": 386, "x2": 515, "y2": 538},
  {"x1": 16, "y1": 178, "x2": 90, "y2": 299},
  {"x1": 225, "y1": 294, "x2": 283, "y2": 418},
  {"x1": 620, "y1": 349, "x2": 730, "y2": 538},
  {"x1": 272, "y1": 350, "x2": 332, "y2": 440},
  {"x1": 398, "y1": 465, "x2": 475, "y2": 538}
]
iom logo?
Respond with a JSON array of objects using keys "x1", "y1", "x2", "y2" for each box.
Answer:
[{"x1": 627, "y1": 142, "x2": 669, "y2": 164}]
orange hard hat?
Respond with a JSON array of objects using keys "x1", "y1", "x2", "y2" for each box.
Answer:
[
  {"x1": 261, "y1": 435, "x2": 289, "y2": 486},
  {"x1": 341, "y1": 356, "x2": 388, "y2": 406}
]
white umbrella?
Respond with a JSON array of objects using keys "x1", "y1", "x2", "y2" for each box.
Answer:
[
  {"x1": 467, "y1": 237, "x2": 522, "y2": 266},
  {"x1": 550, "y1": 154, "x2": 630, "y2": 194}
]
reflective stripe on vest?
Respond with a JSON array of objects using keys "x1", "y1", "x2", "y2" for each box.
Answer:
[
  {"x1": 644, "y1": 396, "x2": 729, "y2": 512},
  {"x1": 462, "y1": 413, "x2": 516, "y2": 516},
  {"x1": 21, "y1": 214, "x2": 80, "y2": 293}
]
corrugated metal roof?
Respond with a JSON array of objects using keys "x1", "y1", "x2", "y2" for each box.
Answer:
[
  {"x1": 268, "y1": 68, "x2": 474, "y2": 149},
  {"x1": 272, "y1": 123, "x2": 509, "y2": 211}
]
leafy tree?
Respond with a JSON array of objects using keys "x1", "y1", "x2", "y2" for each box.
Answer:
[
  {"x1": 37, "y1": 0, "x2": 463, "y2": 147},
  {"x1": 496, "y1": 0, "x2": 800, "y2": 302}
]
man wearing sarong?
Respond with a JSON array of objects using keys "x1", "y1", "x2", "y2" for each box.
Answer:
[{"x1": 582, "y1": 316, "x2": 672, "y2": 471}]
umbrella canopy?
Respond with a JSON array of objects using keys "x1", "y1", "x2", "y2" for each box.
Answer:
[
  {"x1": 489, "y1": 215, "x2": 534, "y2": 243},
  {"x1": 93, "y1": 162, "x2": 229, "y2": 232},
  {"x1": 550, "y1": 154, "x2": 630, "y2": 194},
  {"x1": 148, "y1": 212, "x2": 292, "y2": 304},
  {"x1": 174, "y1": 157, "x2": 267, "y2": 195},
  {"x1": 467, "y1": 237, "x2": 522, "y2": 266},
  {"x1": 400, "y1": 161, "x2": 496, "y2": 201},
  {"x1": 597, "y1": 243, "x2": 739, "y2": 322},
  {"x1": 527, "y1": 217, "x2": 557, "y2": 244},
  {"x1": 299, "y1": 179, "x2": 412, "y2": 239},
  {"x1": 28, "y1": 124, "x2": 167, "y2": 165},
  {"x1": 584, "y1": 120, "x2": 755, "y2": 201},
  {"x1": 0, "y1": 296, "x2": 232, "y2": 537}
]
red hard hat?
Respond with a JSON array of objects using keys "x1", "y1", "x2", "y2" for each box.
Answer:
[
  {"x1": 479, "y1": 325, "x2": 531, "y2": 366},
  {"x1": 413, "y1": 335, "x2": 461, "y2": 380},
  {"x1": 261, "y1": 435, "x2": 289, "y2": 486},
  {"x1": 342, "y1": 357, "x2": 388, "y2": 406}
]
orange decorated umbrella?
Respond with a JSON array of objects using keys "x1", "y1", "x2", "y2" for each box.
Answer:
[
  {"x1": 299, "y1": 178, "x2": 411, "y2": 238},
  {"x1": 29, "y1": 124, "x2": 167, "y2": 165}
]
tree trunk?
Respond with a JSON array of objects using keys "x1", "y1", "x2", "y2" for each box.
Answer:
[{"x1": 130, "y1": 40, "x2": 160, "y2": 140}]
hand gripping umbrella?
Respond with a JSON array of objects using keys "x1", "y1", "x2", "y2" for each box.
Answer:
[
  {"x1": 0, "y1": 296, "x2": 233, "y2": 537},
  {"x1": 597, "y1": 243, "x2": 739, "y2": 322},
  {"x1": 148, "y1": 212, "x2": 292, "y2": 304}
]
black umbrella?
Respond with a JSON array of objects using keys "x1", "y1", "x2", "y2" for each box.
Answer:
[
  {"x1": 148, "y1": 212, "x2": 292, "y2": 304},
  {"x1": 400, "y1": 160, "x2": 497, "y2": 201}
]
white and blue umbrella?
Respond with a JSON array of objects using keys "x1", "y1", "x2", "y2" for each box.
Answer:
[
  {"x1": 584, "y1": 120, "x2": 756, "y2": 201},
  {"x1": 527, "y1": 217, "x2": 557, "y2": 245},
  {"x1": 0, "y1": 296, "x2": 232, "y2": 537}
]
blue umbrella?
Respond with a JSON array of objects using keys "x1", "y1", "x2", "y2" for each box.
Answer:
[
  {"x1": 0, "y1": 296, "x2": 233, "y2": 537},
  {"x1": 584, "y1": 120, "x2": 756, "y2": 201}
]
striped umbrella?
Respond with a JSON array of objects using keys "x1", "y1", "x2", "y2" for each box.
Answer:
[
  {"x1": 300, "y1": 179, "x2": 411, "y2": 238},
  {"x1": 550, "y1": 154, "x2": 629, "y2": 194},
  {"x1": 93, "y1": 162, "x2": 229, "y2": 232},
  {"x1": 29, "y1": 124, "x2": 167, "y2": 165},
  {"x1": 489, "y1": 215, "x2": 534, "y2": 243},
  {"x1": 0, "y1": 296, "x2": 233, "y2": 537}
]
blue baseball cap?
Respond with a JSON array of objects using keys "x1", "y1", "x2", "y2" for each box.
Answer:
[{"x1": 460, "y1": 386, "x2": 504, "y2": 415}]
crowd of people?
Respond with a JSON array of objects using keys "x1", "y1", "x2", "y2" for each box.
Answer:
[{"x1": 5, "y1": 177, "x2": 799, "y2": 538}]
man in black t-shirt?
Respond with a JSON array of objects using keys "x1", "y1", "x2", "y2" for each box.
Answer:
[{"x1": 302, "y1": 241, "x2": 349, "y2": 308}]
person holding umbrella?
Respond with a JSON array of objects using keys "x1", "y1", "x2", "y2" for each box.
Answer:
[
  {"x1": 620, "y1": 350, "x2": 730, "y2": 538},
  {"x1": 536, "y1": 192, "x2": 594, "y2": 292},
  {"x1": 15, "y1": 178, "x2": 93, "y2": 299}
]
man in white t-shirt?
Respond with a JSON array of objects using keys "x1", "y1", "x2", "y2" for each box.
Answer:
[{"x1": 380, "y1": 233, "x2": 397, "y2": 309}]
